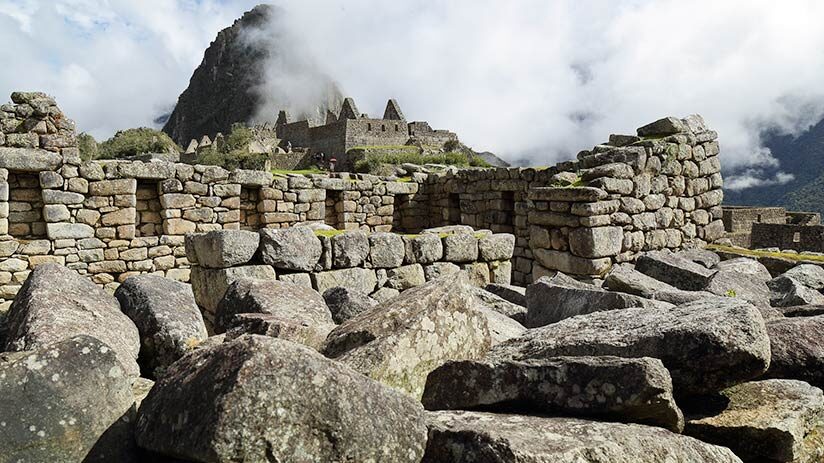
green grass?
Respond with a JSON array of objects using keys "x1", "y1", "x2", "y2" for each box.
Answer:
[
  {"x1": 707, "y1": 244, "x2": 824, "y2": 263},
  {"x1": 314, "y1": 229, "x2": 347, "y2": 238},
  {"x1": 271, "y1": 168, "x2": 325, "y2": 176},
  {"x1": 352, "y1": 150, "x2": 491, "y2": 174}
]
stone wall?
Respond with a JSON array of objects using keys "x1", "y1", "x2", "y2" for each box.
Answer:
[
  {"x1": 0, "y1": 92, "x2": 728, "y2": 302},
  {"x1": 750, "y1": 222, "x2": 824, "y2": 252},
  {"x1": 186, "y1": 226, "x2": 515, "y2": 330}
]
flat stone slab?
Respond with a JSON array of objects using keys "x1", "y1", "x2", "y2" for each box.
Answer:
[
  {"x1": 488, "y1": 298, "x2": 771, "y2": 396},
  {"x1": 185, "y1": 230, "x2": 260, "y2": 269},
  {"x1": 685, "y1": 379, "x2": 824, "y2": 463},
  {"x1": 422, "y1": 411, "x2": 742, "y2": 463},
  {"x1": 526, "y1": 273, "x2": 673, "y2": 328},
  {"x1": 527, "y1": 186, "x2": 607, "y2": 202},
  {"x1": 0, "y1": 147, "x2": 62, "y2": 171},
  {"x1": 765, "y1": 315, "x2": 824, "y2": 388},
  {"x1": 635, "y1": 250, "x2": 716, "y2": 291},
  {"x1": 605, "y1": 264, "x2": 713, "y2": 305},
  {"x1": 422, "y1": 356, "x2": 683, "y2": 431}
]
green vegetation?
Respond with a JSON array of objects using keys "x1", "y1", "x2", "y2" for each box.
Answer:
[
  {"x1": 77, "y1": 132, "x2": 98, "y2": 161},
  {"x1": 725, "y1": 289, "x2": 737, "y2": 298},
  {"x1": 708, "y1": 244, "x2": 824, "y2": 263},
  {"x1": 353, "y1": 150, "x2": 491, "y2": 174},
  {"x1": 97, "y1": 127, "x2": 180, "y2": 160},
  {"x1": 314, "y1": 229, "x2": 347, "y2": 238},
  {"x1": 271, "y1": 168, "x2": 325, "y2": 176},
  {"x1": 196, "y1": 123, "x2": 268, "y2": 170}
]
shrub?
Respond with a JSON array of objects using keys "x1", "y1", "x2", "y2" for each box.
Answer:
[
  {"x1": 195, "y1": 123, "x2": 267, "y2": 170},
  {"x1": 98, "y1": 128, "x2": 180, "y2": 159},
  {"x1": 77, "y1": 132, "x2": 98, "y2": 161}
]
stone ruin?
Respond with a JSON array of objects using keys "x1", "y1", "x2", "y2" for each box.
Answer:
[
  {"x1": 0, "y1": 91, "x2": 724, "y2": 305},
  {"x1": 6, "y1": 92, "x2": 824, "y2": 463}
]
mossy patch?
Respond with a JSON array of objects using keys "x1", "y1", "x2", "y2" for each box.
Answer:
[
  {"x1": 314, "y1": 229, "x2": 347, "y2": 238},
  {"x1": 271, "y1": 168, "x2": 325, "y2": 176},
  {"x1": 708, "y1": 244, "x2": 824, "y2": 263}
]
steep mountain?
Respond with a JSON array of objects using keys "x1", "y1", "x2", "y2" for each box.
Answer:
[
  {"x1": 162, "y1": 4, "x2": 343, "y2": 146},
  {"x1": 724, "y1": 117, "x2": 824, "y2": 214}
]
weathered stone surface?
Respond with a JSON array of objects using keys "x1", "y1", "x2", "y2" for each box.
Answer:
[
  {"x1": 403, "y1": 233, "x2": 443, "y2": 264},
  {"x1": 423, "y1": 261, "x2": 461, "y2": 281},
  {"x1": 478, "y1": 233, "x2": 515, "y2": 261},
  {"x1": 223, "y1": 313, "x2": 335, "y2": 350},
  {"x1": 136, "y1": 335, "x2": 428, "y2": 463},
  {"x1": 442, "y1": 232, "x2": 479, "y2": 263},
  {"x1": 489, "y1": 298, "x2": 771, "y2": 396},
  {"x1": 635, "y1": 250, "x2": 716, "y2": 290},
  {"x1": 422, "y1": 356, "x2": 683, "y2": 431},
  {"x1": 332, "y1": 230, "x2": 369, "y2": 268},
  {"x1": 474, "y1": 304, "x2": 526, "y2": 346},
  {"x1": 323, "y1": 286, "x2": 380, "y2": 324},
  {"x1": 215, "y1": 278, "x2": 333, "y2": 336},
  {"x1": 114, "y1": 274, "x2": 207, "y2": 377},
  {"x1": 387, "y1": 263, "x2": 426, "y2": 290},
  {"x1": 526, "y1": 273, "x2": 673, "y2": 328},
  {"x1": 528, "y1": 186, "x2": 607, "y2": 202},
  {"x1": 605, "y1": 264, "x2": 713, "y2": 305},
  {"x1": 768, "y1": 275, "x2": 824, "y2": 307},
  {"x1": 534, "y1": 248, "x2": 612, "y2": 276},
  {"x1": 369, "y1": 232, "x2": 405, "y2": 268},
  {"x1": 0, "y1": 147, "x2": 62, "y2": 171},
  {"x1": 0, "y1": 336, "x2": 136, "y2": 463},
  {"x1": 685, "y1": 380, "x2": 824, "y2": 463},
  {"x1": 472, "y1": 286, "x2": 528, "y2": 324},
  {"x1": 4, "y1": 263, "x2": 140, "y2": 377},
  {"x1": 637, "y1": 117, "x2": 687, "y2": 136},
  {"x1": 46, "y1": 222, "x2": 95, "y2": 239},
  {"x1": 675, "y1": 248, "x2": 721, "y2": 268},
  {"x1": 569, "y1": 226, "x2": 623, "y2": 258},
  {"x1": 312, "y1": 267, "x2": 377, "y2": 295},
  {"x1": 765, "y1": 315, "x2": 824, "y2": 388},
  {"x1": 706, "y1": 257, "x2": 772, "y2": 306},
  {"x1": 259, "y1": 226, "x2": 321, "y2": 271},
  {"x1": 422, "y1": 411, "x2": 741, "y2": 463},
  {"x1": 484, "y1": 283, "x2": 526, "y2": 307},
  {"x1": 323, "y1": 272, "x2": 491, "y2": 399},
  {"x1": 781, "y1": 264, "x2": 824, "y2": 290},
  {"x1": 186, "y1": 230, "x2": 259, "y2": 269},
  {"x1": 189, "y1": 264, "x2": 276, "y2": 315}
]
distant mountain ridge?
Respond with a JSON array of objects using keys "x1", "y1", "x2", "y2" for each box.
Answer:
[
  {"x1": 724, "y1": 116, "x2": 824, "y2": 215},
  {"x1": 162, "y1": 4, "x2": 344, "y2": 146}
]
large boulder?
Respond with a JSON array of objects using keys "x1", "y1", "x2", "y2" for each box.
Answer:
[
  {"x1": 768, "y1": 275, "x2": 824, "y2": 307},
  {"x1": 442, "y1": 232, "x2": 479, "y2": 263},
  {"x1": 323, "y1": 286, "x2": 379, "y2": 324},
  {"x1": 635, "y1": 250, "x2": 716, "y2": 291},
  {"x1": 369, "y1": 232, "x2": 405, "y2": 268},
  {"x1": 484, "y1": 283, "x2": 526, "y2": 307},
  {"x1": 223, "y1": 313, "x2": 333, "y2": 350},
  {"x1": 422, "y1": 411, "x2": 742, "y2": 463},
  {"x1": 331, "y1": 230, "x2": 369, "y2": 268},
  {"x1": 403, "y1": 234, "x2": 443, "y2": 264},
  {"x1": 189, "y1": 264, "x2": 276, "y2": 318},
  {"x1": 422, "y1": 356, "x2": 683, "y2": 431},
  {"x1": 605, "y1": 264, "x2": 712, "y2": 305},
  {"x1": 782, "y1": 264, "x2": 824, "y2": 290},
  {"x1": 478, "y1": 233, "x2": 515, "y2": 261},
  {"x1": 323, "y1": 272, "x2": 491, "y2": 399},
  {"x1": 259, "y1": 226, "x2": 321, "y2": 271},
  {"x1": 488, "y1": 298, "x2": 771, "y2": 396},
  {"x1": 705, "y1": 257, "x2": 772, "y2": 306},
  {"x1": 525, "y1": 273, "x2": 673, "y2": 328},
  {"x1": 675, "y1": 248, "x2": 721, "y2": 268},
  {"x1": 475, "y1": 306, "x2": 526, "y2": 346},
  {"x1": 311, "y1": 267, "x2": 378, "y2": 295},
  {"x1": 115, "y1": 274, "x2": 208, "y2": 378},
  {"x1": 4, "y1": 264, "x2": 140, "y2": 377},
  {"x1": 764, "y1": 315, "x2": 824, "y2": 387},
  {"x1": 0, "y1": 336, "x2": 136, "y2": 462},
  {"x1": 185, "y1": 229, "x2": 259, "y2": 269},
  {"x1": 472, "y1": 286, "x2": 528, "y2": 324},
  {"x1": 685, "y1": 380, "x2": 824, "y2": 463},
  {"x1": 136, "y1": 335, "x2": 427, "y2": 462},
  {"x1": 214, "y1": 278, "x2": 334, "y2": 349}
]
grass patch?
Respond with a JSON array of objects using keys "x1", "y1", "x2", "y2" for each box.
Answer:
[
  {"x1": 352, "y1": 150, "x2": 491, "y2": 174},
  {"x1": 707, "y1": 244, "x2": 824, "y2": 263},
  {"x1": 314, "y1": 229, "x2": 347, "y2": 238},
  {"x1": 271, "y1": 168, "x2": 325, "y2": 176},
  {"x1": 394, "y1": 176, "x2": 413, "y2": 183}
]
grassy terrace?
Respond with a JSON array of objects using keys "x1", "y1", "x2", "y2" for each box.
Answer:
[
  {"x1": 271, "y1": 168, "x2": 326, "y2": 176},
  {"x1": 707, "y1": 244, "x2": 824, "y2": 263}
]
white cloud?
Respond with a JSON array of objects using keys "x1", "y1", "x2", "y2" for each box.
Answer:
[
  {"x1": 2, "y1": 0, "x2": 824, "y2": 192},
  {"x1": 725, "y1": 170, "x2": 795, "y2": 191}
]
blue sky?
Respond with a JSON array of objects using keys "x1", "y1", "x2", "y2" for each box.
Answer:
[{"x1": 2, "y1": 1, "x2": 824, "y2": 190}]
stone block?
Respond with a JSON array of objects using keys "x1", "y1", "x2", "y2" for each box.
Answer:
[
  {"x1": 442, "y1": 233, "x2": 479, "y2": 263},
  {"x1": 568, "y1": 226, "x2": 623, "y2": 258}
]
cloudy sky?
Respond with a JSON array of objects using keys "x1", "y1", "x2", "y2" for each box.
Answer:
[{"x1": 2, "y1": 1, "x2": 824, "y2": 189}]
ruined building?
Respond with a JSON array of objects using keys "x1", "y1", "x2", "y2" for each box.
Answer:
[
  {"x1": 275, "y1": 98, "x2": 459, "y2": 170},
  {"x1": 0, "y1": 91, "x2": 725, "y2": 305}
]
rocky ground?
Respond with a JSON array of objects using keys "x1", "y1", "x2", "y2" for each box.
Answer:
[{"x1": 2, "y1": 236, "x2": 824, "y2": 462}]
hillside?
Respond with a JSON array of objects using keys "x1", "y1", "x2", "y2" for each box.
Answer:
[
  {"x1": 723, "y1": 117, "x2": 824, "y2": 214},
  {"x1": 162, "y1": 4, "x2": 344, "y2": 146}
]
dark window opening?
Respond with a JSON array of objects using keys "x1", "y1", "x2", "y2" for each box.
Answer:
[
  {"x1": 240, "y1": 187, "x2": 261, "y2": 231},
  {"x1": 447, "y1": 193, "x2": 461, "y2": 224},
  {"x1": 325, "y1": 190, "x2": 344, "y2": 229},
  {"x1": 136, "y1": 181, "x2": 162, "y2": 237},
  {"x1": 7, "y1": 172, "x2": 46, "y2": 239},
  {"x1": 381, "y1": 124, "x2": 386, "y2": 132},
  {"x1": 367, "y1": 123, "x2": 371, "y2": 131}
]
